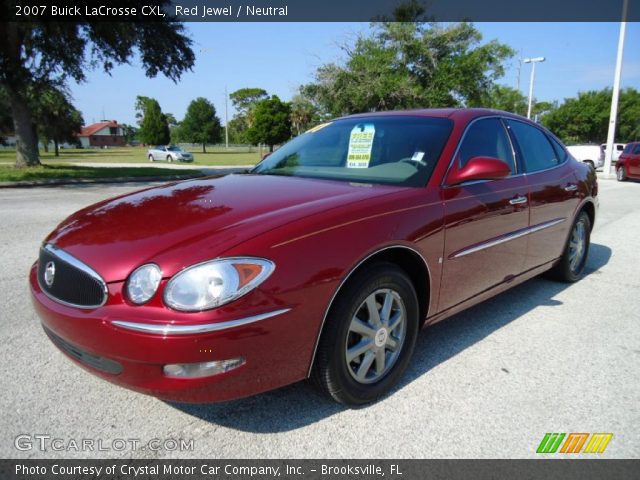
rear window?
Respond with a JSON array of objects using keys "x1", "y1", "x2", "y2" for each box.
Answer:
[{"x1": 623, "y1": 144, "x2": 635, "y2": 154}]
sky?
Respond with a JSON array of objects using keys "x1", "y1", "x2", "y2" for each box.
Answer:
[{"x1": 69, "y1": 22, "x2": 640, "y2": 126}]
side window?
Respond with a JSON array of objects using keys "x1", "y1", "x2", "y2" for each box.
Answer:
[
  {"x1": 458, "y1": 118, "x2": 516, "y2": 173},
  {"x1": 506, "y1": 120, "x2": 559, "y2": 173},
  {"x1": 633, "y1": 144, "x2": 640, "y2": 154},
  {"x1": 547, "y1": 135, "x2": 568, "y2": 164},
  {"x1": 623, "y1": 144, "x2": 634, "y2": 154}
]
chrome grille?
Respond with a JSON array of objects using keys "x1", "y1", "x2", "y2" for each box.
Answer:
[{"x1": 37, "y1": 244, "x2": 107, "y2": 308}]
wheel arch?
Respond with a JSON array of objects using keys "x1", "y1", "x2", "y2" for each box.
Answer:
[
  {"x1": 580, "y1": 199, "x2": 596, "y2": 231},
  {"x1": 307, "y1": 244, "x2": 431, "y2": 376}
]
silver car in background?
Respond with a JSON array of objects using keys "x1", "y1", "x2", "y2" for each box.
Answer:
[{"x1": 147, "y1": 145, "x2": 194, "y2": 162}]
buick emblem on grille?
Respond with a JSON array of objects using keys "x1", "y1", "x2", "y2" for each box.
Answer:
[{"x1": 44, "y1": 261, "x2": 56, "y2": 287}]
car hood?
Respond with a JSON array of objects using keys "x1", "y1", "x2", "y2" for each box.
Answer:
[{"x1": 46, "y1": 174, "x2": 404, "y2": 282}]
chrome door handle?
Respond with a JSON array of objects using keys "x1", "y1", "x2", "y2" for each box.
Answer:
[
  {"x1": 509, "y1": 195, "x2": 528, "y2": 205},
  {"x1": 564, "y1": 184, "x2": 578, "y2": 192}
]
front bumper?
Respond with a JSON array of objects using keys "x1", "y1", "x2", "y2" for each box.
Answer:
[{"x1": 29, "y1": 264, "x2": 308, "y2": 403}]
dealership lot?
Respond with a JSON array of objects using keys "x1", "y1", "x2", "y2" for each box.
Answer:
[{"x1": 0, "y1": 179, "x2": 638, "y2": 459}]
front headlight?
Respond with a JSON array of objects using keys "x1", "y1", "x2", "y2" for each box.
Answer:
[
  {"x1": 126, "y1": 264, "x2": 162, "y2": 304},
  {"x1": 163, "y1": 258, "x2": 274, "y2": 312}
]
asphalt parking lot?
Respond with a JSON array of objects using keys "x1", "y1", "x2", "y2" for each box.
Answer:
[{"x1": 0, "y1": 178, "x2": 638, "y2": 459}]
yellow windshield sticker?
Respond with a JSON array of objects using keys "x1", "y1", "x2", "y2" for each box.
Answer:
[
  {"x1": 347, "y1": 124, "x2": 375, "y2": 168},
  {"x1": 306, "y1": 122, "x2": 332, "y2": 133}
]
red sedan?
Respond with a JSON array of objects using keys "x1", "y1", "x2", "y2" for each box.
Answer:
[
  {"x1": 30, "y1": 109, "x2": 597, "y2": 405},
  {"x1": 616, "y1": 141, "x2": 640, "y2": 181}
]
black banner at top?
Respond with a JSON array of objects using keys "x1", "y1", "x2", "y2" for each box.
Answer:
[{"x1": 2, "y1": 0, "x2": 640, "y2": 22}]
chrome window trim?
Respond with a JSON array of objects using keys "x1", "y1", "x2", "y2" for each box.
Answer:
[
  {"x1": 38, "y1": 244, "x2": 108, "y2": 309},
  {"x1": 450, "y1": 218, "x2": 566, "y2": 259},
  {"x1": 306, "y1": 244, "x2": 431, "y2": 377},
  {"x1": 111, "y1": 308, "x2": 291, "y2": 335}
]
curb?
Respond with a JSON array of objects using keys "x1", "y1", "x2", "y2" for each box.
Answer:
[{"x1": 0, "y1": 172, "x2": 206, "y2": 189}]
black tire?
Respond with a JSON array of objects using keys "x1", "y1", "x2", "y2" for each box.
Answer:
[
  {"x1": 312, "y1": 262, "x2": 419, "y2": 406},
  {"x1": 166, "y1": 155, "x2": 173, "y2": 162},
  {"x1": 546, "y1": 211, "x2": 591, "y2": 282},
  {"x1": 148, "y1": 154, "x2": 154, "y2": 162},
  {"x1": 617, "y1": 166, "x2": 627, "y2": 182}
]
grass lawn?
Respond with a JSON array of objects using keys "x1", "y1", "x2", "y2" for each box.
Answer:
[
  {"x1": 0, "y1": 147, "x2": 261, "y2": 166},
  {"x1": 0, "y1": 164, "x2": 203, "y2": 183}
]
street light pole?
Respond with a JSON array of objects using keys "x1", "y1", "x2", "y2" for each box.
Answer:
[
  {"x1": 603, "y1": 0, "x2": 628, "y2": 178},
  {"x1": 524, "y1": 57, "x2": 545, "y2": 120},
  {"x1": 224, "y1": 86, "x2": 229, "y2": 149}
]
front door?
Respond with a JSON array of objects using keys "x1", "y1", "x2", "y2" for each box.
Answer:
[{"x1": 438, "y1": 117, "x2": 529, "y2": 312}]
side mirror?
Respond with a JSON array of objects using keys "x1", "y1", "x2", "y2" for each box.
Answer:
[{"x1": 447, "y1": 156, "x2": 511, "y2": 185}]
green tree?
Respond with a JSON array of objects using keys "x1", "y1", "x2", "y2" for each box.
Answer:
[
  {"x1": 230, "y1": 88, "x2": 269, "y2": 114},
  {"x1": 290, "y1": 94, "x2": 318, "y2": 135},
  {"x1": 136, "y1": 96, "x2": 170, "y2": 145},
  {"x1": 0, "y1": 87, "x2": 12, "y2": 144},
  {"x1": 121, "y1": 124, "x2": 139, "y2": 145},
  {"x1": 246, "y1": 96, "x2": 292, "y2": 152},
  {"x1": 302, "y1": 21, "x2": 513, "y2": 117},
  {"x1": 35, "y1": 87, "x2": 84, "y2": 156},
  {"x1": 0, "y1": 8, "x2": 194, "y2": 167},
  {"x1": 180, "y1": 97, "x2": 222, "y2": 152},
  {"x1": 484, "y1": 85, "x2": 528, "y2": 115},
  {"x1": 228, "y1": 88, "x2": 269, "y2": 143},
  {"x1": 543, "y1": 88, "x2": 640, "y2": 144}
]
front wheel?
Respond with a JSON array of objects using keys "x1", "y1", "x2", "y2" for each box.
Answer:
[
  {"x1": 148, "y1": 154, "x2": 154, "y2": 162},
  {"x1": 166, "y1": 155, "x2": 173, "y2": 162},
  {"x1": 547, "y1": 211, "x2": 591, "y2": 282},
  {"x1": 312, "y1": 262, "x2": 419, "y2": 405},
  {"x1": 617, "y1": 166, "x2": 627, "y2": 182}
]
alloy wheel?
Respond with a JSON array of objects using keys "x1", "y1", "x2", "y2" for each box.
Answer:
[
  {"x1": 345, "y1": 288, "x2": 407, "y2": 384},
  {"x1": 568, "y1": 218, "x2": 587, "y2": 272}
]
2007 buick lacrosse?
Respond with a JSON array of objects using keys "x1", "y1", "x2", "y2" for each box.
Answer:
[{"x1": 30, "y1": 109, "x2": 597, "y2": 405}]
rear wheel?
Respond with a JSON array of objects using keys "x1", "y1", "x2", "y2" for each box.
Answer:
[
  {"x1": 617, "y1": 166, "x2": 627, "y2": 181},
  {"x1": 547, "y1": 211, "x2": 591, "y2": 282},
  {"x1": 312, "y1": 262, "x2": 419, "y2": 405}
]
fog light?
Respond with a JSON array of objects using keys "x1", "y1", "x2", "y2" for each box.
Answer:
[{"x1": 163, "y1": 358, "x2": 245, "y2": 379}]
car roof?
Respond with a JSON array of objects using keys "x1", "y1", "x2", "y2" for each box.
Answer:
[{"x1": 336, "y1": 108, "x2": 529, "y2": 122}]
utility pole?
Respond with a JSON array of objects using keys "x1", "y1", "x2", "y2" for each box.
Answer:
[
  {"x1": 603, "y1": 0, "x2": 628, "y2": 178},
  {"x1": 224, "y1": 86, "x2": 229, "y2": 149},
  {"x1": 524, "y1": 57, "x2": 545, "y2": 120},
  {"x1": 516, "y1": 51, "x2": 523, "y2": 92}
]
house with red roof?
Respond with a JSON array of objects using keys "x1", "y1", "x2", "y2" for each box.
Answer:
[{"x1": 78, "y1": 120, "x2": 125, "y2": 148}]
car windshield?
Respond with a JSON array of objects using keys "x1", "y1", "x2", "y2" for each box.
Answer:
[
  {"x1": 167, "y1": 145, "x2": 183, "y2": 152},
  {"x1": 252, "y1": 116, "x2": 453, "y2": 187}
]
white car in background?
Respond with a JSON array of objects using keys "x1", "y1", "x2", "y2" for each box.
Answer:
[
  {"x1": 600, "y1": 143, "x2": 626, "y2": 164},
  {"x1": 567, "y1": 145, "x2": 603, "y2": 170},
  {"x1": 147, "y1": 145, "x2": 194, "y2": 162}
]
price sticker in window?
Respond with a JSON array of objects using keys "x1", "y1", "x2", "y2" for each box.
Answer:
[{"x1": 347, "y1": 124, "x2": 375, "y2": 168}]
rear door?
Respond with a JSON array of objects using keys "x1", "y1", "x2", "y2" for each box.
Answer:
[
  {"x1": 438, "y1": 117, "x2": 529, "y2": 312},
  {"x1": 505, "y1": 119, "x2": 580, "y2": 271}
]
